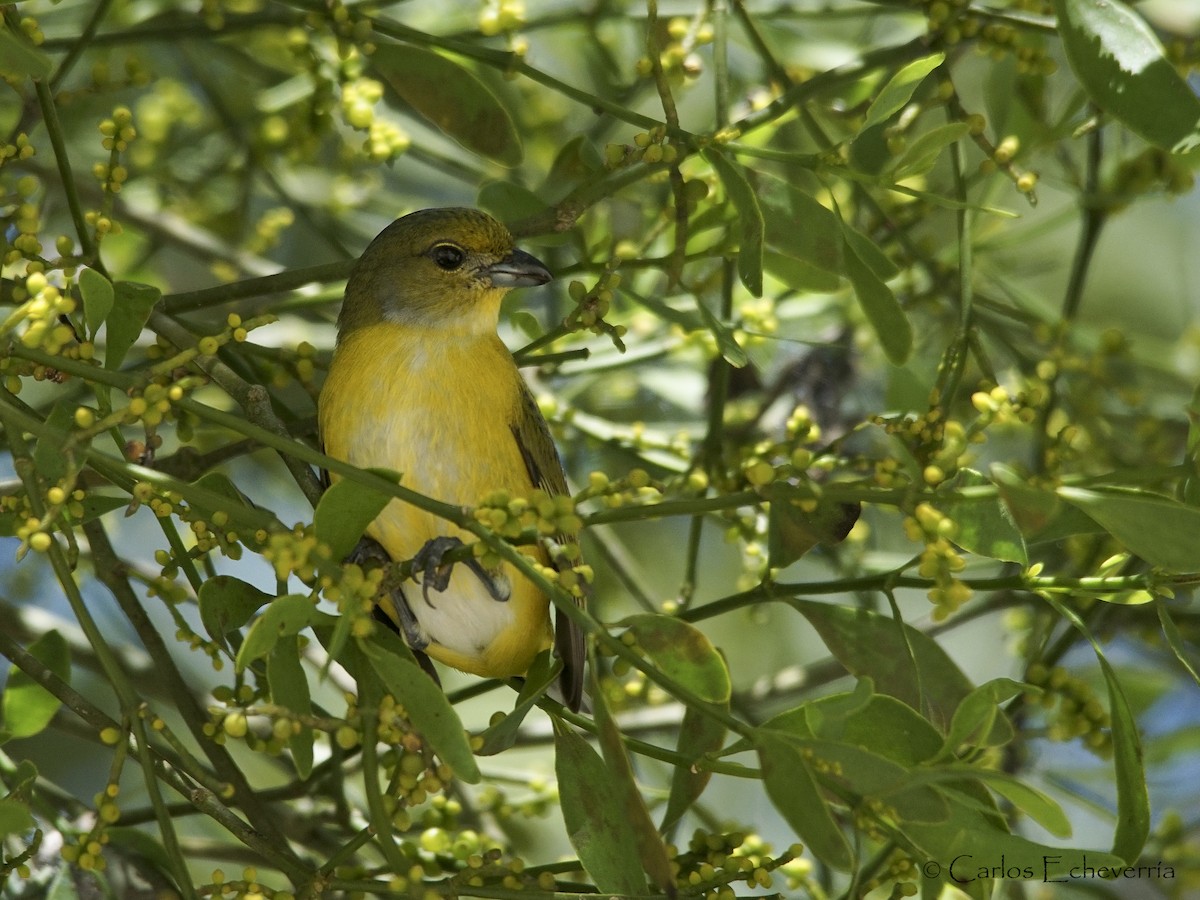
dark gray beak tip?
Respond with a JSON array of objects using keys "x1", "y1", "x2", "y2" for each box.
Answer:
[{"x1": 487, "y1": 248, "x2": 552, "y2": 288}]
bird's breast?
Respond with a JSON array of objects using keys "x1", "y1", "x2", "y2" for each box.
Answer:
[
  {"x1": 318, "y1": 322, "x2": 550, "y2": 677},
  {"x1": 321, "y1": 323, "x2": 528, "y2": 502}
]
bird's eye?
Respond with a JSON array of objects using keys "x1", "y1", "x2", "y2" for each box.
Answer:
[{"x1": 430, "y1": 243, "x2": 466, "y2": 271}]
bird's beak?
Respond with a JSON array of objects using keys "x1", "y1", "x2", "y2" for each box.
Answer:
[{"x1": 486, "y1": 248, "x2": 552, "y2": 288}]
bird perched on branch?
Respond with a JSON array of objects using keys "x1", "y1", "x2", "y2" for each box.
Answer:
[{"x1": 319, "y1": 208, "x2": 584, "y2": 711}]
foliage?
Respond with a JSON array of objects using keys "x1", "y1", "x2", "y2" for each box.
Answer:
[{"x1": 1, "y1": 1, "x2": 1200, "y2": 898}]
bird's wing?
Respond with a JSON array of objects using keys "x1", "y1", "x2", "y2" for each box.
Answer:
[
  {"x1": 510, "y1": 380, "x2": 586, "y2": 712},
  {"x1": 510, "y1": 382, "x2": 569, "y2": 496}
]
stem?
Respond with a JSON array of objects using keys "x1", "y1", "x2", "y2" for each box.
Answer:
[
  {"x1": 161, "y1": 261, "x2": 351, "y2": 314},
  {"x1": 933, "y1": 100, "x2": 976, "y2": 409},
  {"x1": 679, "y1": 571, "x2": 1185, "y2": 624},
  {"x1": 147, "y1": 311, "x2": 325, "y2": 507},
  {"x1": 1036, "y1": 124, "x2": 1106, "y2": 472},
  {"x1": 83, "y1": 519, "x2": 308, "y2": 874},
  {"x1": 366, "y1": 11, "x2": 669, "y2": 132},
  {"x1": 0, "y1": 392, "x2": 202, "y2": 896},
  {"x1": 1061, "y1": 125, "x2": 1106, "y2": 322},
  {"x1": 586, "y1": 489, "x2": 760, "y2": 526},
  {"x1": 645, "y1": 0, "x2": 689, "y2": 287},
  {"x1": 731, "y1": 35, "x2": 929, "y2": 139},
  {"x1": 49, "y1": 0, "x2": 116, "y2": 91},
  {"x1": 711, "y1": 0, "x2": 731, "y2": 127},
  {"x1": 22, "y1": 55, "x2": 100, "y2": 271},
  {"x1": 583, "y1": 525, "x2": 659, "y2": 613}
]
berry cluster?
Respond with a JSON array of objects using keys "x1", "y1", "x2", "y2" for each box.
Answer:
[{"x1": 1025, "y1": 663, "x2": 1113, "y2": 756}]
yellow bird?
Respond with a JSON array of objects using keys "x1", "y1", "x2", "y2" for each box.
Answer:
[{"x1": 319, "y1": 208, "x2": 584, "y2": 711}]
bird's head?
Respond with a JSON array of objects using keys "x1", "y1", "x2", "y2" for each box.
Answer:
[{"x1": 338, "y1": 207, "x2": 551, "y2": 338}]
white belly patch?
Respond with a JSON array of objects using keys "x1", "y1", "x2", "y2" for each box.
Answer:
[{"x1": 410, "y1": 565, "x2": 516, "y2": 656}]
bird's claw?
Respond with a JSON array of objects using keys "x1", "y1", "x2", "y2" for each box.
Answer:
[
  {"x1": 411, "y1": 535, "x2": 510, "y2": 605},
  {"x1": 347, "y1": 535, "x2": 391, "y2": 568},
  {"x1": 412, "y1": 535, "x2": 461, "y2": 603},
  {"x1": 347, "y1": 537, "x2": 430, "y2": 650}
]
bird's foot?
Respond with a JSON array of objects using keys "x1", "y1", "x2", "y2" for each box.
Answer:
[
  {"x1": 347, "y1": 534, "x2": 390, "y2": 569},
  {"x1": 349, "y1": 536, "x2": 430, "y2": 651},
  {"x1": 411, "y1": 535, "x2": 510, "y2": 605}
]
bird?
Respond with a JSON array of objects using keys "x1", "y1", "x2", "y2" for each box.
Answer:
[{"x1": 318, "y1": 207, "x2": 584, "y2": 712}]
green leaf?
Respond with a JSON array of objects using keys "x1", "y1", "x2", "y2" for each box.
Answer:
[
  {"x1": 106, "y1": 827, "x2": 179, "y2": 887},
  {"x1": 822, "y1": 693, "x2": 946, "y2": 765},
  {"x1": 862, "y1": 53, "x2": 946, "y2": 131},
  {"x1": 796, "y1": 681, "x2": 873, "y2": 734},
  {"x1": 508, "y1": 309, "x2": 543, "y2": 341},
  {"x1": 313, "y1": 473, "x2": 395, "y2": 561},
  {"x1": 889, "y1": 122, "x2": 971, "y2": 179},
  {"x1": 848, "y1": 122, "x2": 891, "y2": 176},
  {"x1": 359, "y1": 630, "x2": 480, "y2": 783},
  {"x1": 660, "y1": 704, "x2": 726, "y2": 831},
  {"x1": 991, "y1": 463, "x2": 1102, "y2": 542},
  {"x1": 844, "y1": 422, "x2": 923, "y2": 483},
  {"x1": 937, "y1": 677, "x2": 1021, "y2": 758},
  {"x1": 0, "y1": 798, "x2": 35, "y2": 836},
  {"x1": 166, "y1": 472, "x2": 275, "y2": 533},
  {"x1": 758, "y1": 177, "x2": 844, "y2": 275},
  {"x1": 6, "y1": 759, "x2": 37, "y2": 794},
  {"x1": 703, "y1": 146, "x2": 765, "y2": 297},
  {"x1": 192, "y1": 472, "x2": 253, "y2": 507},
  {"x1": 1058, "y1": 487, "x2": 1200, "y2": 572},
  {"x1": 801, "y1": 676, "x2": 875, "y2": 737},
  {"x1": 761, "y1": 690, "x2": 951, "y2": 819},
  {"x1": 762, "y1": 251, "x2": 841, "y2": 292},
  {"x1": 842, "y1": 235, "x2": 912, "y2": 365},
  {"x1": 790, "y1": 598, "x2": 990, "y2": 736},
  {"x1": 591, "y1": 676, "x2": 676, "y2": 894},
  {"x1": 256, "y1": 73, "x2": 317, "y2": 113},
  {"x1": 623, "y1": 614, "x2": 731, "y2": 704},
  {"x1": 476, "y1": 650, "x2": 559, "y2": 755},
  {"x1": 78, "y1": 268, "x2": 115, "y2": 338},
  {"x1": 3, "y1": 630, "x2": 69, "y2": 739},
  {"x1": 236, "y1": 595, "x2": 322, "y2": 670},
  {"x1": 45, "y1": 867, "x2": 83, "y2": 900},
  {"x1": 373, "y1": 44, "x2": 523, "y2": 166},
  {"x1": 801, "y1": 737, "x2": 950, "y2": 823},
  {"x1": 542, "y1": 135, "x2": 603, "y2": 193},
  {"x1": 322, "y1": 599, "x2": 357, "y2": 670},
  {"x1": 1038, "y1": 592, "x2": 1149, "y2": 862},
  {"x1": 1053, "y1": 0, "x2": 1200, "y2": 153},
  {"x1": 0, "y1": 27, "x2": 52, "y2": 80},
  {"x1": 766, "y1": 489, "x2": 861, "y2": 569},
  {"x1": 268, "y1": 636, "x2": 314, "y2": 779},
  {"x1": 842, "y1": 217, "x2": 899, "y2": 280},
  {"x1": 199, "y1": 575, "x2": 274, "y2": 653},
  {"x1": 755, "y1": 732, "x2": 853, "y2": 869},
  {"x1": 751, "y1": 687, "x2": 948, "y2": 769},
  {"x1": 1099, "y1": 588, "x2": 1156, "y2": 606},
  {"x1": 623, "y1": 285, "x2": 702, "y2": 331},
  {"x1": 695, "y1": 298, "x2": 748, "y2": 368},
  {"x1": 33, "y1": 403, "x2": 76, "y2": 484},
  {"x1": 904, "y1": 781, "x2": 1121, "y2": 889},
  {"x1": 478, "y1": 180, "x2": 548, "y2": 223},
  {"x1": 945, "y1": 768, "x2": 1071, "y2": 838},
  {"x1": 78, "y1": 493, "x2": 128, "y2": 523},
  {"x1": 941, "y1": 469, "x2": 1028, "y2": 565},
  {"x1": 554, "y1": 723, "x2": 647, "y2": 895},
  {"x1": 992, "y1": 464, "x2": 1060, "y2": 535},
  {"x1": 1157, "y1": 603, "x2": 1200, "y2": 687},
  {"x1": 104, "y1": 282, "x2": 161, "y2": 371},
  {"x1": 641, "y1": 627, "x2": 733, "y2": 829},
  {"x1": 1100, "y1": 652, "x2": 1150, "y2": 861},
  {"x1": 882, "y1": 180, "x2": 1019, "y2": 216}
]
